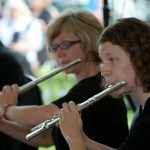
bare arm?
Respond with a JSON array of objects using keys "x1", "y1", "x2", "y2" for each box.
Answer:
[
  {"x1": 0, "y1": 84, "x2": 60, "y2": 127},
  {"x1": 0, "y1": 85, "x2": 57, "y2": 147},
  {"x1": 0, "y1": 118, "x2": 54, "y2": 147},
  {"x1": 5, "y1": 103, "x2": 59, "y2": 127}
]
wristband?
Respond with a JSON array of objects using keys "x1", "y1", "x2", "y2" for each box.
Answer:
[{"x1": 0, "y1": 104, "x2": 12, "y2": 119}]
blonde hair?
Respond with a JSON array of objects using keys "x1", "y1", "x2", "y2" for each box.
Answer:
[{"x1": 46, "y1": 9, "x2": 103, "y2": 63}]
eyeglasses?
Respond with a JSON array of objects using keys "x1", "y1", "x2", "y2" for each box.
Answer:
[{"x1": 48, "y1": 40, "x2": 81, "y2": 53}]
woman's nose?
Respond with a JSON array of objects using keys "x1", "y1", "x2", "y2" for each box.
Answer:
[
  {"x1": 57, "y1": 48, "x2": 65, "y2": 57},
  {"x1": 101, "y1": 63, "x2": 111, "y2": 78}
]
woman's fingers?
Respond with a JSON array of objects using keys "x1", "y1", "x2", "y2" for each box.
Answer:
[{"x1": 0, "y1": 84, "x2": 19, "y2": 106}]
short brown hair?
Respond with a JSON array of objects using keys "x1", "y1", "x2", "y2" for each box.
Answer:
[{"x1": 99, "y1": 17, "x2": 150, "y2": 92}]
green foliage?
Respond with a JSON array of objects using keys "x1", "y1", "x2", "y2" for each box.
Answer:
[{"x1": 38, "y1": 145, "x2": 56, "y2": 150}]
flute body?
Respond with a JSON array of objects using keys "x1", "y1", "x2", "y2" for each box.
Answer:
[
  {"x1": 19, "y1": 58, "x2": 81, "y2": 94},
  {"x1": 26, "y1": 80, "x2": 127, "y2": 140}
]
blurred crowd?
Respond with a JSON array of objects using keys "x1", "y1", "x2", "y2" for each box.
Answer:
[{"x1": 0, "y1": 0, "x2": 103, "y2": 75}]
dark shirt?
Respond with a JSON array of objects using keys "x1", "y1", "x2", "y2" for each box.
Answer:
[
  {"x1": 52, "y1": 73, "x2": 129, "y2": 150},
  {"x1": 0, "y1": 41, "x2": 42, "y2": 150},
  {"x1": 118, "y1": 97, "x2": 150, "y2": 150}
]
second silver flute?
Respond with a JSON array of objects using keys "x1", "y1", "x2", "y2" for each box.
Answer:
[
  {"x1": 26, "y1": 80, "x2": 127, "y2": 140},
  {"x1": 19, "y1": 58, "x2": 81, "y2": 94}
]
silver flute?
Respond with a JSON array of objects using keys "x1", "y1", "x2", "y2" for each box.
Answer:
[
  {"x1": 26, "y1": 80, "x2": 127, "y2": 140},
  {"x1": 19, "y1": 58, "x2": 81, "y2": 94}
]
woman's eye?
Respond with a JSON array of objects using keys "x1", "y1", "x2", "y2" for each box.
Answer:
[
  {"x1": 63, "y1": 42, "x2": 70, "y2": 47},
  {"x1": 109, "y1": 58, "x2": 117, "y2": 62}
]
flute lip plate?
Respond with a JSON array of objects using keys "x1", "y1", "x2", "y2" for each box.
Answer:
[{"x1": 108, "y1": 80, "x2": 127, "y2": 87}]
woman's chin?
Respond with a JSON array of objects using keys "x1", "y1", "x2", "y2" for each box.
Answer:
[{"x1": 110, "y1": 89, "x2": 127, "y2": 99}]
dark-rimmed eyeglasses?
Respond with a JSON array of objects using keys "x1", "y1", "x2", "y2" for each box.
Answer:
[{"x1": 48, "y1": 40, "x2": 81, "y2": 53}]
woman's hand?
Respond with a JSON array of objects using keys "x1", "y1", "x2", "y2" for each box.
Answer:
[
  {"x1": 0, "y1": 84, "x2": 19, "y2": 106},
  {"x1": 59, "y1": 101, "x2": 83, "y2": 141}
]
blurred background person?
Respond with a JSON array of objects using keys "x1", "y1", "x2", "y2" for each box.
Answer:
[
  {"x1": 27, "y1": 0, "x2": 52, "y2": 66},
  {"x1": 52, "y1": 0, "x2": 82, "y2": 12},
  {"x1": 0, "y1": 0, "x2": 44, "y2": 73},
  {"x1": 27, "y1": 0, "x2": 51, "y2": 28}
]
